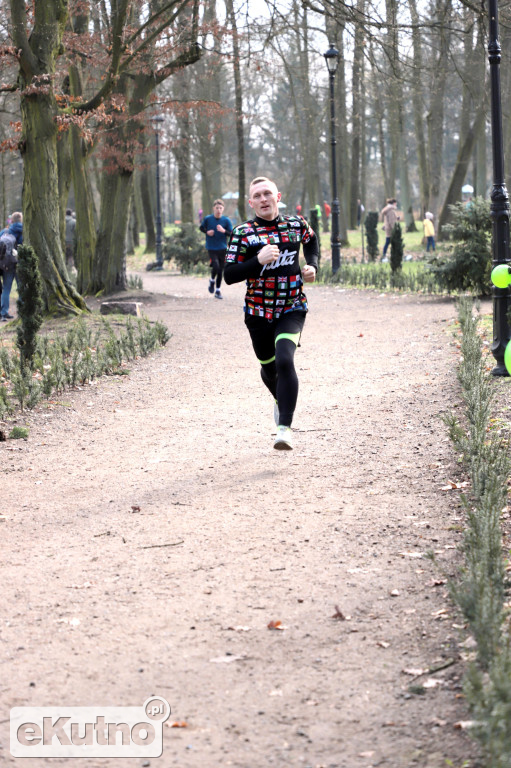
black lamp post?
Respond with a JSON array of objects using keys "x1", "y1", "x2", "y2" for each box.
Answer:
[
  {"x1": 488, "y1": 0, "x2": 511, "y2": 375},
  {"x1": 324, "y1": 44, "x2": 341, "y2": 274},
  {"x1": 151, "y1": 115, "x2": 165, "y2": 270}
]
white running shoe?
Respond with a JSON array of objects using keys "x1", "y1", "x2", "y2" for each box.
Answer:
[
  {"x1": 274, "y1": 400, "x2": 279, "y2": 426},
  {"x1": 274, "y1": 425, "x2": 293, "y2": 450}
]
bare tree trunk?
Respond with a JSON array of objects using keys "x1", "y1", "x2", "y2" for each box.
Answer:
[
  {"x1": 196, "y1": 0, "x2": 223, "y2": 212},
  {"x1": 226, "y1": 0, "x2": 246, "y2": 219},
  {"x1": 409, "y1": 0, "x2": 429, "y2": 215},
  {"x1": 370, "y1": 41, "x2": 391, "y2": 200},
  {"x1": 427, "y1": 0, "x2": 452, "y2": 215},
  {"x1": 11, "y1": 0, "x2": 88, "y2": 314},
  {"x1": 349, "y1": 0, "x2": 364, "y2": 229},
  {"x1": 140, "y1": 162, "x2": 156, "y2": 253},
  {"x1": 385, "y1": 0, "x2": 399, "y2": 197},
  {"x1": 57, "y1": 131, "x2": 72, "y2": 250},
  {"x1": 327, "y1": 12, "x2": 349, "y2": 245},
  {"x1": 398, "y1": 103, "x2": 416, "y2": 231},
  {"x1": 438, "y1": 105, "x2": 486, "y2": 236}
]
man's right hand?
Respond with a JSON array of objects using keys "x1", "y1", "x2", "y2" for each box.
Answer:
[
  {"x1": 206, "y1": 229, "x2": 215, "y2": 236},
  {"x1": 257, "y1": 244, "x2": 279, "y2": 265}
]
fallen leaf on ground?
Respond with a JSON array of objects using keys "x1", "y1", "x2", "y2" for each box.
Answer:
[
  {"x1": 165, "y1": 721, "x2": 188, "y2": 728},
  {"x1": 441, "y1": 480, "x2": 470, "y2": 491},
  {"x1": 403, "y1": 668, "x2": 426, "y2": 676},
  {"x1": 423, "y1": 678, "x2": 443, "y2": 688},
  {"x1": 226, "y1": 626, "x2": 251, "y2": 632},
  {"x1": 358, "y1": 751, "x2": 374, "y2": 758},
  {"x1": 390, "y1": 589, "x2": 400, "y2": 597},
  {"x1": 331, "y1": 605, "x2": 346, "y2": 620},
  {"x1": 377, "y1": 640, "x2": 390, "y2": 648},
  {"x1": 131, "y1": 505, "x2": 141, "y2": 513},
  {"x1": 398, "y1": 551, "x2": 423, "y2": 558},
  {"x1": 267, "y1": 620, "x2": 286, "y2": 630}
]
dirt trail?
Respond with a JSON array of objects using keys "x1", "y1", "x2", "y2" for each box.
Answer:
[{"x1": 1, "y1": 275, "x2": 480, "y2": 767}]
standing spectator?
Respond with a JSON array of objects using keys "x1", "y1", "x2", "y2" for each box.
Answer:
[
  {"x1": 199, "y1": 199, "x2": 233, "y2": 300},
  {"x1": 423, "y1": 211, "x2": 435, "y2": 252},
  {"x1": 357, "y1": 199, "x2": 365, "y2": 228},
  {"x1": 295, "y1": 204, "x2": 302, "y2": 216},
  {"x1": 323, "y1": 200, "x2": 331, "y2": 232},
  {"x1": 380, "y1": 198, "x2": 398, "y2": 259},
  {"x1": 0, "y1": 211, "x2": 22, "y2": 321},
  {"x1": 65, "y1": 208, "x2": 76, "y2": 268}
]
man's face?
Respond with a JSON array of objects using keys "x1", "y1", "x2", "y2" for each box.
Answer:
[
  {"x1": 248, "y1": 181, "x2": 281, "y2": 220},
  {"x1": 213, "y1": 203, "x2": 224, "y2": 218}
]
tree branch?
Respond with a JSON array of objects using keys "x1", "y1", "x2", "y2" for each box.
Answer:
[{"x1": 9, "y1": 0, "x2": 38, "y2": 78}]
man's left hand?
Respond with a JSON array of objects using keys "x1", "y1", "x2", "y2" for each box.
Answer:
[{"x1": 302, "y1": 265, "x2": 316, "y2": 283}]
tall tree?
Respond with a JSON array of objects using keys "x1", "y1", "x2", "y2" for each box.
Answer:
[
  {"x1": 226, "y1": 0, "x2": 246, "y2": 219},
  {"x1": 9, "y1": 0, "x2": 88, "y2": 313}
]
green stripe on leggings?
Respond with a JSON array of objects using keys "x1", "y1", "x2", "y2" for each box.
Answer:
[
  {"x1": 258, "y1": 355, "x2": 276, "y2": 365},
  {"x1": 275, "y1": 332, "x2": 300, "y2": 346}
]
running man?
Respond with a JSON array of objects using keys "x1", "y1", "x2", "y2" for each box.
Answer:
[
  {"x1": 224, "y1": 176, "x2": 319, "y2": 450},
  {"x1": 199, "y1": 200, "x2": 233, "y2": 299}
]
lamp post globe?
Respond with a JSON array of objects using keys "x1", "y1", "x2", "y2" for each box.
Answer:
[{"x1": 324, "y1": 44, "x2": 341, "y2": 274}]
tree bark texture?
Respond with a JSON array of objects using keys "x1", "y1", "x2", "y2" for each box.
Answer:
[
  {"x1": 140, "y1": 162, "x2": 156, "y2": 253},
  {"x1": 11, "y1": 0, "x2": 88, "y2": 314},
  {"x1": 409, "y1": 0, "x2": 430, "y2": 215},
  {"x1": 426, "y1": 0, "x2": 452, "y2": 215}
]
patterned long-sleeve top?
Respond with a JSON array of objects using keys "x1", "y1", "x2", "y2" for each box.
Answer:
[{"x1": 224, "y1": 214, "x2": 319, "y2": 320}]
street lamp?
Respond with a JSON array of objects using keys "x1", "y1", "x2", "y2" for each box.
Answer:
[
  {"x1": 324, "y1": 44, "x2": 341, "y2": 274},
  {"x1": 488, "y1": 0, "x2": 511, "y2": 375},
  {"x1": 151, "y1": 114, "x2": 165, "y2": 270}
]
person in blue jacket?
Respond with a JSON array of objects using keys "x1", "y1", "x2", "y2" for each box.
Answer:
[
  {"x1": 199, "y1": 200, "x2": 233, "y2": 299},
  {"x1": 0, "y1": 211, "x2": 23, "y2": 321}
]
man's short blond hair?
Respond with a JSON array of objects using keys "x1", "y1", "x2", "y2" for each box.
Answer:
[
  {"x1": 213, "y1": 199, "x2": 224, "y2": 207},
  {"x1": 11, "y1": 211, "x2": 23, "y2": 223},
  {"x1": 249, "y1": 176, "x2": 277, "y2": 193}
]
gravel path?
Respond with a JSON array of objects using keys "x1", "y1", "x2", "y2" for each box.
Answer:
[{"x1": 0, "y1": 274, "x2": 481, "y2": 767}]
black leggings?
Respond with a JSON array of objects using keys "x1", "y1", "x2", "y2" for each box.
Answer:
[
  {"x1": 209, "y1": 249, "x2": 226, "y2": 288},
  {"x1": 245, "y1": 311, "x2": 306, "y2": 427}
]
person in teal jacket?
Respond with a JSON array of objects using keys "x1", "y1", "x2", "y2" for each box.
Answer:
[{"x1": 199, "y1": 200, "x2": 233, "y2": 299}]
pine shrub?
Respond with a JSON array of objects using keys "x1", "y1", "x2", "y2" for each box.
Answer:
[
  {"x1": 162, "y1": 223, "x2": 206, "y2": 273},
  {"x1": 365, "y1": 211, "x2": 379, "y2": 262},
  {"x1": 427, "y1": 197, "x2": 492, "y2": 295},
  {"x1": 16, "y1": 244, "x2": 43, "y2": 371},
  {"x1": 390, "y1": 222, "x2": 404, "y2": 274}
]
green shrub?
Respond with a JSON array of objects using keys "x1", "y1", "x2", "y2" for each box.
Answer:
[
  {"x1": 16, "y1": 244, "x2": 44, "y2": 371},
  {"x1": 162, "y1": 223, "x2": 207, "y2": 273},
  {"x1": 9, "y1": 426, "x2": 29, "y2": 439},
  {"x1": 390, "y1": 222, "x2": 404, "y2": 275},
  {"x1": 447, "y1": 297, "x2": 511, "y2": 766},
  {"x1": 365, "y1": 211, "x2": 379, "y2": 262},
  {"x1": 427, "y1": 197, "x2": 492, "y2": 295}
]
